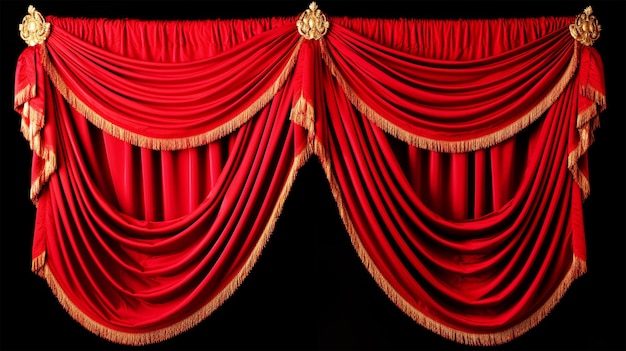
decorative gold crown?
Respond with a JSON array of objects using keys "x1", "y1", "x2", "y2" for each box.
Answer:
[
  {"x1": 19, "y1": 5, "x2": 50, "y2": 46},
  {"x1": 296, "y1": 2, "x2": 330, "y2": 40},
  {"x1": 569, "y1": 6, "x2": 601, "y2": 46}
]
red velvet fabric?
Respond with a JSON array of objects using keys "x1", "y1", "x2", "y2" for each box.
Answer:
[
  {"x1": 323, "y1": 20, "x2": 576, "y2": 150},
  {"x1": 14, "y1": 13, "x2": 606, "y2": 346},
  {"x1": 42, "y1": 16, "x2": 301, "y2": 148}
]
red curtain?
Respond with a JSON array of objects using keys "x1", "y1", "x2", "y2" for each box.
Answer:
[{"x1": 14, "y1": 9, "x2": 606, "y2": 346}]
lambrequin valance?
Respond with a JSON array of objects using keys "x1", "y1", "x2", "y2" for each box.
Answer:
[{"x1": 14, "y1": 2, "x2": 606, "y2": 346}]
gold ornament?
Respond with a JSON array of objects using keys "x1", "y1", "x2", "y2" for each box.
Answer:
[
  {"x1": 19, "y1": 5, "x2": 50, "y2": 46},
  {"x1": 296, "y1": 2, "x2": 329, "y2": 40},
  {"x1": 569, "y1": 6, "x2": 601, "y2": 46}
]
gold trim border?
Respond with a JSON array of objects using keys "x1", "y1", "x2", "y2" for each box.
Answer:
[
  {"x1": 567, "y1": 83, "x2": 605, "y2": 199},
  {"x1": 290, "y1": 94, "x2": 316, "y2": 142},
  {"x1": 15, "y1": 83, "x2": 58, "y2": 204}
]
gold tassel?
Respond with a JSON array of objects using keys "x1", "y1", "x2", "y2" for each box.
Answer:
[
  {"x1": 567, "y1": 119, "x2": 599, "y2": 200},
  {"x1": 40, "y1": 39, "x2": 304, "y2": 151}
]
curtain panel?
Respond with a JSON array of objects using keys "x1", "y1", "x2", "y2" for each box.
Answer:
[{"x1": 14, "y1": 4, "x2": 606, "y2": 346}]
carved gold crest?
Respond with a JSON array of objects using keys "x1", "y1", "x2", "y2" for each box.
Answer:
[
  {"x1": 297, "y1": 2, "x2": 329, "y2": 40},
  {"x1": 569, "y1": 6, "x2": 601, "y2": 46},
  {"x1": 19, "y1": 5, "x2": 51, "y2": 46}
]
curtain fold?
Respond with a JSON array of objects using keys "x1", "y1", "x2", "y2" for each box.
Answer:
[
  {"x1": 315, "y1": 72, "x2": 586, "y2": 343},
  {"x1": 14, "y1": 10, "x2": 606, "y2": 346},
  {"x1": 32, "y1": 67, "x2": 310, "y2": 344},
  {"x1": 41, "y1": 16, "x2": 303, "y2": 149},
  {"x1": 321, "y1": 21, "x2": 578, "y2": 152}
]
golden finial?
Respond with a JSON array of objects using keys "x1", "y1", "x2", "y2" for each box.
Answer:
[
  {"x1": 296, "y1": 2, "x2": 329, "y2": 40},
  {"x1": 569, "y1": 6, "x2": 601, "y2": 46},
  {"x1": 19, "y1": 5, "x2": 50, "y2": 46}
]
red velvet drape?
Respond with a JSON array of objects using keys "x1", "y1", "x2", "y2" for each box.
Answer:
[{"x1": 14, "y1": 9, "x2": 606, "y2": 346}]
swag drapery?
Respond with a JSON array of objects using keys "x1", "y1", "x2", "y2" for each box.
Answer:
[{"x1": 14, "y1": 3, "x2": 606, "y2": 346}]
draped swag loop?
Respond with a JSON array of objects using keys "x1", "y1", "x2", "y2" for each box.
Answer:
[{"x1": 14, "y1": 8, "x2": 606, "y2": 347}]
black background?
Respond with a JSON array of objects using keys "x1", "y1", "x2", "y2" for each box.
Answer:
[{"x1": 1, "y1": 1, "x2": 624, "y2": 350}]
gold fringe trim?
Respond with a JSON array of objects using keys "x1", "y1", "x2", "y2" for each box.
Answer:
[
  {"x1": 566, "y1": 124, "x2": 593, "y2": 199},
  {"x1": 566, "y1": 79, "x2": 605, "y2": 199},
  {"x1": 290, "y1": 94, "x2": 316, "y2": 139},
  {"x1": 31, "y1": 251, "x2": 47, "y2": 272},
  {"x1": 19, "y1": 101, "x2": 44, "y2": 151},
  {"x1": 579, "y1": 85, "x2": 606, "y2": 122},
  {"x1": 39, "y1": 39, "x2": 304, "y2": 151},
  {"x1": 318, "y1": 38, "x2": 580, "y2": 153},
  {"x1": 35, "y1": 144, "x2": 314, "y2": 345},
  {"x1": 312, "y1": 138, "x2": 587, "y2": 346},
  {"x1": 14, "y1": 83, "x2": 37, "y2": 109},
  {"x1": 29, "y1": 148, "x2": 57, "y2": 205},
  {"x1": 16, "y1": 91, "x2": 58, "y2": 204}
]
